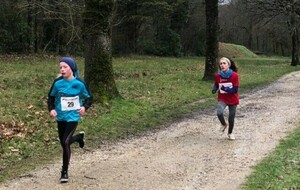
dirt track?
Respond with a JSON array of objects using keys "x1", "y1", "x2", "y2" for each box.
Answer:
[{"x1": 1, "y1": 71, "x2": 300, "y2": 190}]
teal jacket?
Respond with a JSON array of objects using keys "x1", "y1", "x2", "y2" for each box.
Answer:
[{"x1": 47, "y1": 76, "x2": 92, "y2": 122}]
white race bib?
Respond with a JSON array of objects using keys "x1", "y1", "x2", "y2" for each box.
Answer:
[
  {"x1": 220, "y1": 82, "x2": 233, "y2": 94},
  {"x1": 61, "y1": 96, "x2": 80, "y2": 111}
]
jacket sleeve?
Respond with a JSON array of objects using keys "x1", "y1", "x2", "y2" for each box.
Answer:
[
  {"x1": 212, "y1": 73, "x2": 219, "y2": 94},
  {"x1": 212, "y1": 83, "x2": 218, "y2": 94},
  {"x1": 47, "y1": 95, "x2": 55, "y2": 112},
  {"x1": 80, "y1": 79, "x2": 93, "y2": 110},
  {"x1": 47, "y1": 81, "x2": 56, "y2": 112},
  {"x1": 220, "y1": 86, "x2": 238, "y2": 94},
  {"x1": 83, "y1": 96, "x2": 93, "y2": 110}
]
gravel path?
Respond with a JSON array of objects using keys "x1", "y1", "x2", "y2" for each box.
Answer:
[{"x1": 1, "y1": 71, "x2": 300, "y2": 190}]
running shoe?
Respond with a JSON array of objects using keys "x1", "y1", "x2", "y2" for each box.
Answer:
[
  {"x1": 228, "y1": 133, "x2": 235, "y2": 140},
  {"x1": 79, "y1": 131, "x2": 85, "y2": 148},
  {"x1": 60, "y1": 170, "x2": 68, "y2": 183}
]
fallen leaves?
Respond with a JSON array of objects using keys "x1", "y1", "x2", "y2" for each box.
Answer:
[
  {"x1": 0, "y1": 121, "x2": 29, "y2": 140},
  {"x1": 8, "y1": 146, "x2": 19, "y2": 152}
]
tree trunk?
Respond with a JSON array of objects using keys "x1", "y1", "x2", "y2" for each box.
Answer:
[
  {"x1": 291, "y1": 29, "x2": 299, "y2": 66},
  {"x1": 27, "y1": 0, "x2": 34, "y2": 53},
  {"x1": 290, "y1": 11, "x2": 299, "y2": 66},
  {"x1": 291, "y1": 26, "x2": 299, "y2": 66},
  {"x1": 202, "y1": 0, "x2": 219, "y2": 80},
  {"x1": 83, "y1": 0, "x2": 120, "y2": 104}
]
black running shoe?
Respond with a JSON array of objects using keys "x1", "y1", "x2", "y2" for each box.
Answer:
[
  {"x1": 60, "y1": 170, "x2": 68, "y2": 183},
  {"x1": 79, "y1": 131, "x2": 85, "y2": 148}
]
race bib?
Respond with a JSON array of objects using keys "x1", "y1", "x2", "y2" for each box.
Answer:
[
  {"x1": 220, "y1": 82, "x2": 232, "y2": 94},
  {"x1": 61, "y1": 96, "x2": 80, "y2": 111}
]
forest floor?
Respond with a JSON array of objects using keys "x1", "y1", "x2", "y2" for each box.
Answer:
[{"x1": 1, "y1": 71, "x2": 300, "y2": 190}]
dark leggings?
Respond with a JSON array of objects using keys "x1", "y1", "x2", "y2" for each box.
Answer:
[
  {"x1": 57, "y1": 121, "x2": 81, "y2": 171},
  {"x1": 217, "y1": 101, "x2": 237, "y2": 134}
]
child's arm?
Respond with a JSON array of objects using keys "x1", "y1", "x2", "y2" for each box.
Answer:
[
  {"x1": 78, "y1": 96, "x2": 92, "y2": 116},
  {"x1": 47, "y1": 95, "x2": 55, "y2": 111},
  {"x1": 212, "y1": 83, "x2": 219, "y2": 94},
  {"x1": 47, "y1": 95, "x2": 57, "y2": 117},
  {"x1": 83, "y1": 96, "x2": 93, "y2": 110},
  {"x1": 220, "y1": 86, "x2": 238, "y2": 94}
]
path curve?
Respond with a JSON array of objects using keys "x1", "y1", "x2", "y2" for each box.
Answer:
[{"x1": 1, "y1": 71, "x2": 300, "y2": 190}]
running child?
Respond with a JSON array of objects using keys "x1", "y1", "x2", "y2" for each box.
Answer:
[
  {"x1": 47, "y1": 57, "x2": 92, "y2": 183},
  {"x1": 212, "y1": 57, "x2": 239, "y2": 140}
]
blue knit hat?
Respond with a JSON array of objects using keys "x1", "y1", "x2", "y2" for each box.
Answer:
[{"x1": 60, "y1": 57, "x2": 79, "y2": 78}]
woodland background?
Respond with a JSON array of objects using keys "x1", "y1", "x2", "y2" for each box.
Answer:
[
  {"x1": 1, "y1": 1, "x2": 300, "y2": 187},
  {"x1": 0, "y1": 0, "x2": 298, "y2": 57}
]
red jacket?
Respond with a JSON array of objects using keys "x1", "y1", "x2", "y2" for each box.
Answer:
[{"x1": 214, "y1": 72, "x2": 239, "y2": 105}]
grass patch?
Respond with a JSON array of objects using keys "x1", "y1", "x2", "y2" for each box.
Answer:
[
  {"x1": 236, "y1": 57, "x2": 293, "y2": 92},
  {"x1": 242, "y1": 127, "x2": 300, "y2": 189},
  {"x1": 0, "y1": 55, "x2": 299, "y2": 183}
]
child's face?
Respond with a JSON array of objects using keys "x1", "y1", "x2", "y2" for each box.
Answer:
[
  {"x1": 60, "y1": 62, "x2": 73, "y2": 79},
  {"x1": 219, "y1": 60, "x2": 230, "y2": 72}
]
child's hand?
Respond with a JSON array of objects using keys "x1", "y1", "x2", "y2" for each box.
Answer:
[
  {"x1": 218, "y1": 84, "x2": 223, "y2": 91},
  {"x1": 50, "y1": 109, "x2": 57, "y2": 117},
  {"x1": 78, "y1": 107, "x2": 86, "y2": 116}
]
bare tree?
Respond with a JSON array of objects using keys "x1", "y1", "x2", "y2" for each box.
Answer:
[
  {"x1": 219, "y1": 0, "x2": 256, "y2": 49},
  {"x1": 247, "y1": 0, "x2": 300, "y2": 66},
  {"x1": 18, "y1": 0, "x2": 83, "y2": 54}
]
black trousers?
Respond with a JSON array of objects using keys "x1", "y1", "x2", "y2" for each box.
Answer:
[
  {"x1": 57, "y1": 121, "x2": 80, "y2": 171},
  {"x1": 216, "y1": 101, "x2": 237, "y2": 134}
]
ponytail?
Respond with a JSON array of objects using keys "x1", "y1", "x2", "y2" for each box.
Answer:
[{"x1": 227, "y1": 57, "x2": 238, "y2": 72}]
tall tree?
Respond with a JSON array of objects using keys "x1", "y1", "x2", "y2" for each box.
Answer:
[
  {"x1": 289, "y1": 7, "x2": 299, "y2": 66},
  {"x1": 202, "y1": 0, "x2": 219, "y2": 80},
  {"x1": 82, "y1": 0, "x2": 120, "y2": 104}
]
